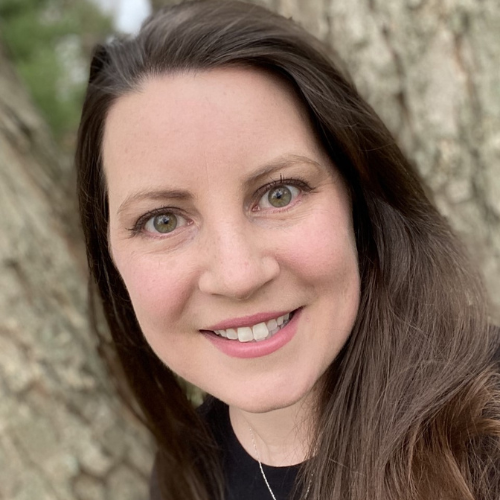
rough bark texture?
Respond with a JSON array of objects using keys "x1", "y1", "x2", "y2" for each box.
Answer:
[
  {"x1": 0, "y1": 43, "x2": 152, "y2": 500},
  {"x1": 256, "y1": 0, "x2": 500, "y2": 321},
  {"x1": 1, "y1": 0, "x2": 499, "y2": 498}
]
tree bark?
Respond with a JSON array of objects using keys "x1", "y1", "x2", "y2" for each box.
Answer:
[
  {"x1": 2, "y1": 0, "x2": 499, "y2": 497},
  {"x1": 256, "y1": 0, "x2": 500, "y2": 321},
  {"x1": 0, "y1": 43, "x2": 152, "y2": 500}
]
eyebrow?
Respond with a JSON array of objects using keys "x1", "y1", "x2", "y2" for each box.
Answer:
[
  {"x1": 117, "y1": 153, "x2": 323, "y2": 215},
  {"x1": 244, "y1": 153, "x2": 323, "y2": 184},
  {"x1": 118, "y1": 189, "x2": 192, "y2": 215}
]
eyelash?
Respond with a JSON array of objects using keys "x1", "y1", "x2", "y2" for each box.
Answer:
[
  {"x1": 128, "y1": 207, "x2": 187, "y2": 237},
  {"x1": 254, "y1": 175, "x2": 311, "y2": 207},
  {"x1": 128, "y1": 175, "x2": 312, "y2": 237}
]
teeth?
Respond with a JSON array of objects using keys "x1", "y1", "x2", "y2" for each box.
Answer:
[
  {"x1": 237, "y1": 327, "x2": 253, "y2": 342},
  {"x1": 212, "y1": 312, "x2": 293, "y2": 342},
  {"x1": 252, "y1": 322, "x2": 269, "y2": 340},
  {"x1": 226, "y1": 328, "x2": 238, "y2": 340},
  {"x1": 267, "y1": 318, "x2": 277, "y2": 331}
]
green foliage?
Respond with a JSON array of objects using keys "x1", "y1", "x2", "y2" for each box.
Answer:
[{"x1": 0, "y1": 0, "x2": 113, "y2": 147}]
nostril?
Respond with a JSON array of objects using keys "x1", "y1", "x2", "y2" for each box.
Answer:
[{"x1": 198, "y1": 254, "x2": 279, "y2": 299}]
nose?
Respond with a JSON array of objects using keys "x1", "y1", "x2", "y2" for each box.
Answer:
[{"x1": 198, "y1": 221, "x2": 280, "y2": 300}]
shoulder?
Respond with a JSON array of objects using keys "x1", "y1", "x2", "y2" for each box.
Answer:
[
  {"x1": 148, "y1": 397, "x2": 227, "y2": 500},
  {"x1": 197, "y1": 395, "x2": 229, "y2": 438}
]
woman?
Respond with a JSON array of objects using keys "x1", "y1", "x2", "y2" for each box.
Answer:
[{"x1": 76, "y1": 1, "x2": 500, "y2": 499}]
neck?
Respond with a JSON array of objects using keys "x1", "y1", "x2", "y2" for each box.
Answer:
[{"x1": 229, "y1": 392, "x2": 316, "y2": 467}]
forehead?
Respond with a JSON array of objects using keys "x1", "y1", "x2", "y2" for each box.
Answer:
[{"x1": 102, "y1": 67, "x2": 325, "y2": 191}]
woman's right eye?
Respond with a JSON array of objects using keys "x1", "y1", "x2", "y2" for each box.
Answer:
[{"x1": 139, "y1": 211, "x2": 189, "y2": 235}]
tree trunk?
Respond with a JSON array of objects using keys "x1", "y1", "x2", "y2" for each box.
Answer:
[
  {"x1": 2, "y1": 0, "x2": 499, "y2": 496},
  {"x1": 252, "y1": 0, "x2": 500, "y2": 321},
  {"x1": 0, "y1": 43, "x2": 152, "y2": 500}
]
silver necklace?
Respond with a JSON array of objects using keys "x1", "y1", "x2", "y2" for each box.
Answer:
[{"x1": 249, "y1": 426, "x2": 312, "y2": 500}]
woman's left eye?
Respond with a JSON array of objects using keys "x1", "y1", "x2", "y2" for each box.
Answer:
[
  {"x1": 257, "y1": 184, "x2": 301, "y2": 209},
  {"x1": 145, "y1": 212, "x2": 182, "y2": 234}
]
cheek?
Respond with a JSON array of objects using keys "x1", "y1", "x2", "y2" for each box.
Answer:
[
  {"x1": 280, "y1": 206, "x2": 359, "y2": 291},
  {"x1": 112, "y1": 250, "x2": 195, "y2": 331}
]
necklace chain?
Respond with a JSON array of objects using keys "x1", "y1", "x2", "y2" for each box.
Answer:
[{"x1": 249, "y1": 426, "x2": 311, "y2": 500}]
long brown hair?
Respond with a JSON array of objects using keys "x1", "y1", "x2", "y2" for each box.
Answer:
[{"x1": 76, "y1": 1, "x2": 500, "y2": 499}]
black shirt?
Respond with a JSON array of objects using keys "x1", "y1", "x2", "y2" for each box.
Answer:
[
  {"x1": 150, "y1": 330, "x2": 500, "y2": 499},
  {"x1": 205, "y1": 398, "x2": 300, "y2": 500},
  {"x1": 150, "y1": 398, "x2": 300, "y2": 500}
]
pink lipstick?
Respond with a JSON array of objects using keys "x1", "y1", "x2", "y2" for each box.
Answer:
[{"x1": 202, "y1": 308, "x2": 301, "y2": 359}]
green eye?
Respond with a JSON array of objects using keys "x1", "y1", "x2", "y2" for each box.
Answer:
[
  {"x1": 150, "y1": 213, "x2": 178, "y2": 233},
  {"x1": 267, "y1": 186, "x2": 293, "y2": 207},
  {"x1": 257, "y1": 183, "x2": 301, "y2": 210}
]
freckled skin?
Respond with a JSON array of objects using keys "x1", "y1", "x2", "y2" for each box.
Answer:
[{"x1": 104, "y1": 68, "x2": 360, "y2": 416}]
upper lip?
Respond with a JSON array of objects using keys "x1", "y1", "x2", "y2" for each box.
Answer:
[{"x1": 204, "y1": 310, "x2": 295, "y2": 331}]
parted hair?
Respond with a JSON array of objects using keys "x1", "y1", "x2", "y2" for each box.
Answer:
[{"x1": 76, "y1": 1, "x2": 500, "y2": 499}]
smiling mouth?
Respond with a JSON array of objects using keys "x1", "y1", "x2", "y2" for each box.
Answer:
[{"x1": 209, "y1": 310, "x2": 296, "y2": 343}]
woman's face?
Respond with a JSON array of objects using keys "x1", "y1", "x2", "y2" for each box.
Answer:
[{"x1": 104, "y1": 68, "x2": 360, "y2": 413}]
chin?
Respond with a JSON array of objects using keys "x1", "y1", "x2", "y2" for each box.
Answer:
[{"x1": 214, "y1": 379, "x2": 318, "y2": 415}]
